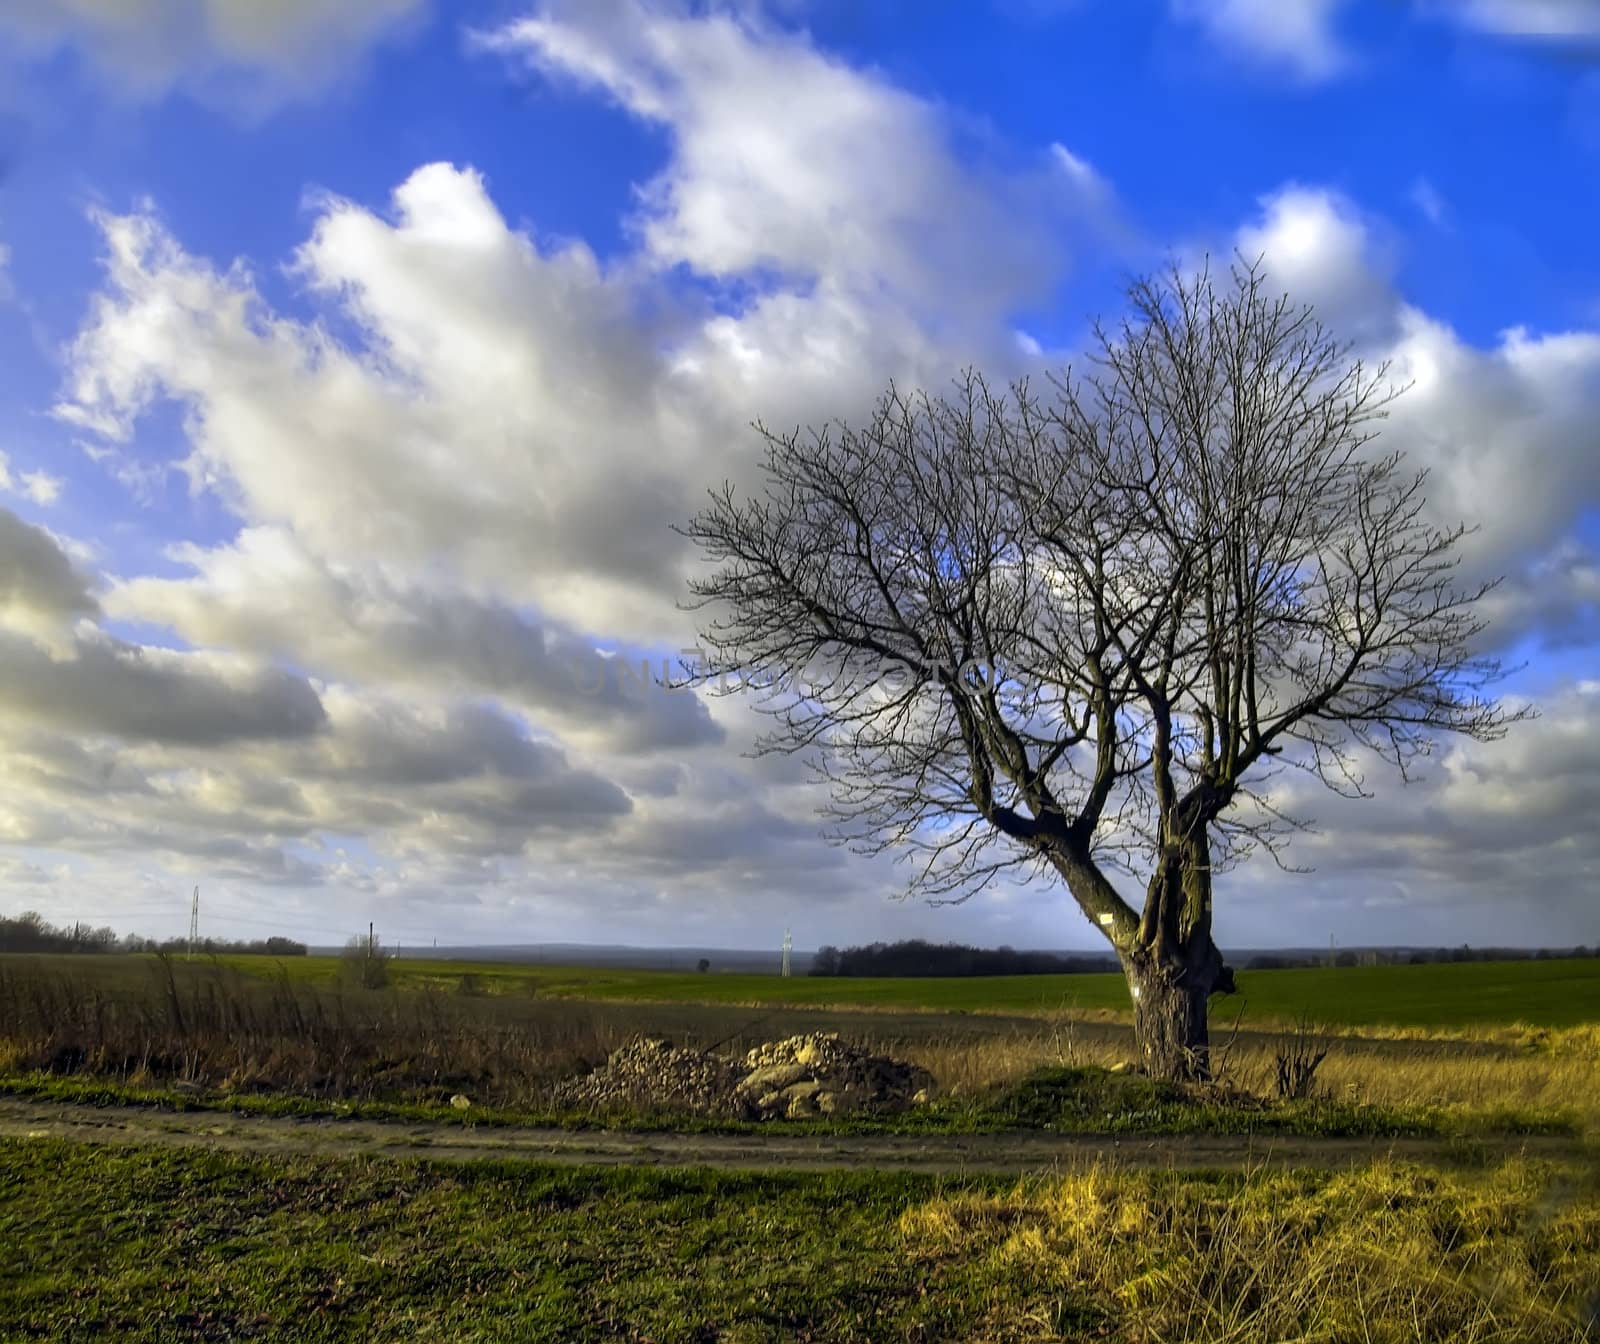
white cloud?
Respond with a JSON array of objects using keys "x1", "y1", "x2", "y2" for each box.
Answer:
[
  {"x1": 18, "y1": 472, "x2": 61, "y2": 505},
  {"x1": 17, "y1": 5, "x2": 1600, "y2": 950},
  {"x1": 477, "y1": 0, "x2": 1081, "y2": 317},
  {"x1": 1170, "y1": 0, "x2": 1352, "y2": 81},
  {"x1": 1223, "y1": 680, "x2": 1600, "y2": 946},
  {"x1": 0, "y1": 507, "x2": 99, "y2": 640},
  {"x1": 0, "y1": 0, "x2": 426, "y2": 104},
  {"x1": 1231, "y1": 186, "x2": 1398, "y2": 339},
  {"x1": 1442, "y1": 0, "x2": 1600, "y2": 39},
  {"x1": 1231, "y1": 186, "x2": 1600, "y2": 593},
  {"x1": 1184, "y1": 0, "x2": 1600, "y2": 81},
  {"x1": 1409, "y1": 177, "x2": 1449, "y2": 227},
  {"x1": 34, "y1": 3, "x2": 1075, "y2": 938},
  {"x1": 0, "y1": 450, "x2": 64, "y2": 507},
  {"x1": 58, "y1": 174, "x2": 700, "y2": 642},
  {"x1": 106, "y1": 527, "x2": 725, "y2": 755}
]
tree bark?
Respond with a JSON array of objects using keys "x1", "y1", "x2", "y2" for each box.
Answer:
[
  {"x1": 1126, "y1": 843, "x2": 1234, "y2": 1079},
  {"x1": 1121, "y1": 948, "x2": 1227, "y2": 1081}
]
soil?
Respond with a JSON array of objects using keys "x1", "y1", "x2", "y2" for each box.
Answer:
[{"x1": 0, "y1": 1096, "x2": 1587, "y2": 1175}]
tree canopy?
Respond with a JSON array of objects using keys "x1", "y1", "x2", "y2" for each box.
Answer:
[{"x1": 683, "y1": 262, "x2": 1520, "y2": 1078}]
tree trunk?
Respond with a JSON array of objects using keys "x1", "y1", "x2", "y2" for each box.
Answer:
[
  {"x1": 1122, "y1": 952, "x2": 1222, "y2": 1082},
  {"x1": 1045, "y1": 831, "x2": 1234, "y2": 1083},
  {"x1": 1121, "y1": 826, "x2": 1234, "y2": 1082}
]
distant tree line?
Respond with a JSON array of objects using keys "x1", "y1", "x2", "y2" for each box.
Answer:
[
  {"x1": 1243, "y1": 945, "x2": 1596, "y2": 971},
  {"x1": 809, "y1": 940, "x2": 1117, "y2": 978},
  {"x1": 807, "y1": 937, "x2": 1597, "y2": 977},
  {"x1": 0, "y1": 911, "x2": 306, "y2": 958}
]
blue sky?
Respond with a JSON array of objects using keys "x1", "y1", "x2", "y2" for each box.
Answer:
[{"x1": 0, "y1": 0, "x2": 1596, "y2": 952}]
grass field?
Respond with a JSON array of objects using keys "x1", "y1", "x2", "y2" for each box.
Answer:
[
  {"x1": 4, "y1": 952, "x2": 1600, "y2": 1341},
  {"x1": 3, "y1": 1139, "x2": 1596, "y2": 1342},
  {"x1": 210, "y1": 950, "x2": 1600, "y2": 1030},
  {"x1": 3, "y1": 951, "x2": 1600, "y2": 1133}
]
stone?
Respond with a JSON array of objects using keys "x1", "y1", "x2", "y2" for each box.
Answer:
[
  {"x1": 737, "y1": 1063, "x2": 812, "y2": 1095},
  {"x1": 450, "y1": 1093, "x2": 472, "y2": 1110}
]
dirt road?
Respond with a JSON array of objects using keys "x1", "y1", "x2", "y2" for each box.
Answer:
[{"x1": 0, "y1": 1096, "x2": 1588, "y2": 1175}]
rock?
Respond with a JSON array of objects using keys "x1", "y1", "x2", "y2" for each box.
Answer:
[
  {"x1": 737, "y1": 1063, "x2": 812, "y2": 1095},
  {"x1": 450, "y1": 1093, "x2": 472, "y2": 1110},
  {"x1": 781, "y1": 1080, "x2": 824, "y2": 1117}
]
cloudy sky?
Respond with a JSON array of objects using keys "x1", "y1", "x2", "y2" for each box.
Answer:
[{"x1": 0, "y1": 0, "x2": 1596, "y2": 954}]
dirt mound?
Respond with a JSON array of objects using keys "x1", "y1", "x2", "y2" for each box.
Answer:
[{"x1": 552, "y1": 1032, "x2": 935, "y2": 1120}]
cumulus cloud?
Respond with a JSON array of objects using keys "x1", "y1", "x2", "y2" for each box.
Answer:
[
  {"x1": 0, "y1": 680, "x2": 633, "y2": 889},
  {"x1": 56, "y1": 3, "x2": 1081, "y2": 647},
  {"x1": 1224, "y1": 681, "x2": 1600, "y2": 946},
  {"x1": 1169, "y1": 0, "x2": 1352, "y2": 81},
  {"x1": 0, "y1": 507, "x2": 99, "y2": 637},
  {"x1": 477, "y1": 0, "x2": 1083, "y2": 317},
  {"x1": 105, "y1": 528, "x2": 725, "y2": 754},
  {"x1": 0, "y1": 0, "x2": 427, "y2": 104},
  {"x1": 1230, "y1": 187, "x2": 1600, "y2": 611},
  {"x1": 1439, "y1": 0, "x2": 1600, "y2": 40},
  {"x1": 1230, "y1": 187, "x2": 1400, "y2": 341},
  {"x1": 30, "y1": 2, "x2": 1075, "y2": 937},
  {"x1": 1174, "y1": 0, "x2": 1600, "y2": 80},
  {"x1": 16, "y1": 4, "x2": 1600, "y2": 949},
  {"x1": 56, "y1": 176, "x2": 700, "y2": 642},
  {"x1": 0, "y1": 628, "x2": 328, "y2": 747}
]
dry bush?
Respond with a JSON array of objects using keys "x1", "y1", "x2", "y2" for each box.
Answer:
[
  {"x1": 1272, "y1": 1015, "x2": 1330, "y2": 1101},
  {"x1": 902, "y1": 1159, "x2": 1600, "y2": 1342}
]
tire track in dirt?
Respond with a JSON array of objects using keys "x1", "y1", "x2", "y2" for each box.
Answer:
[{"x1": 0, "y1": 1097, "x2": 1589, "y2": 1175}]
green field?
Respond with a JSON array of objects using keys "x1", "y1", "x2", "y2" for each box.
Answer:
[
  {"x1": 215, "y1": 952, "x2": 1600, "y2": 1030},
  {"x1": 4, "y1": 1139, "x2": 1596, "y2": 1343}
]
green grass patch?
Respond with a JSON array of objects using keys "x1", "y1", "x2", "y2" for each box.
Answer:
[
  {"x1": 3, "y1": 1139, "x2": 1596, "y2": 1342},
  {"x1": 0, "y1": 1138, "x2": 1001, "y2": 1342}
]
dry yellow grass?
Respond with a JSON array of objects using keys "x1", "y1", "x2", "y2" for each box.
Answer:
[
  {"x1": 888, "y1": 1019, "x2": 1600, "y2": 1129},
  {"x1": 901, "y1": 1159, "x2": 1600, "y2": 1341}
]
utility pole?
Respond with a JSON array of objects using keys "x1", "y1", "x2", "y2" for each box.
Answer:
[
  {"x1": 368, "y1": 921, "x2": 375, "y2": 961},
  {"x1": 187, "y1": 886, "x2": 200, "y2": 960},
  {"x1": 781, "y1": 928, "x2": 792, "y2": 979}
]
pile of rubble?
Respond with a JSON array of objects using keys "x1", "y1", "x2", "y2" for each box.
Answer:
[
  {"x1": 551, "y1": 1032, "x2": 935, "y2": 1120},
  {"x1": 549, "y1": 1036, "x2": 745, "y2": 1115}
]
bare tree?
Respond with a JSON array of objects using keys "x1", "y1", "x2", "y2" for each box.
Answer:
[{"x1": 681, "y1": 262, "x2": 1521, "y2": 1081}]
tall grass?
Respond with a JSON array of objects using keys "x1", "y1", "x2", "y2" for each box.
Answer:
[
  {"x1": 902, "y1": 1160, "x2": 1600, "y2": 1341},
  {"x1": 0, "y1": 957, "x2": 626, "y2": 1104},
  {"x1": 892, "y1": 1017, "x2": 1600, "y2": 1128}
]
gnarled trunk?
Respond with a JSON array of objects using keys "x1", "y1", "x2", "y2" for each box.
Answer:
[
  {"x1": 1122, "y1": 950, "x2": 1226, "y2": 1081},
  {"x1": 1046, "y1": 827, "x2": 1235, "y2": 1082},
  {"x1": 1123, "y1": 828, "x2": 1234, "y2": 1081}
]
